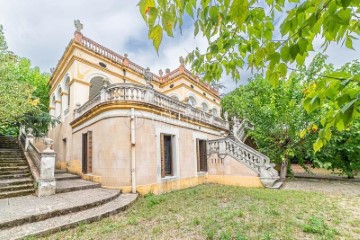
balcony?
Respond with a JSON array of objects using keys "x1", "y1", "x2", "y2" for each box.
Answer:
[{"x1": 72, "y1": 83, "x2": 228, "y2": 129}]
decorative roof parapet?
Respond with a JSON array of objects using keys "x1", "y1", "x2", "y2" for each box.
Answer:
[{"x1": 50, "y1": 28, "x2": 219, "y2": 96}]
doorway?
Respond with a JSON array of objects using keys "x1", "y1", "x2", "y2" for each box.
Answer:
[
  {"x1": 82, "y1": 131, "x2": 92, "y2": 174},
  {"x1": 196, "y1": 139, "x2": 208, "y2": 172}
]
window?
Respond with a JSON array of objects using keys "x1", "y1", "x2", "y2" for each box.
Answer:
[
  {"x1": 211, "y1": 108, "x2": 218, "y2": 117},
  {"x1": 160, "y1": 134, "x2": 173, "y2": 177},
  {"x1": 89, "y1": 76, "x2": 106, "y2": 100},
  {"x1": 170, "y1": 95, "x2": 179, "y2": 101},
  {"x1": 188, "y1": 96, "x2": 197, "y2": 107},
  {"x1": 202, "y1": 102, "x2": 209, "y2": 112},
  {"x1": 196, "y1": 139, "x2": 208, "y2": 172}
]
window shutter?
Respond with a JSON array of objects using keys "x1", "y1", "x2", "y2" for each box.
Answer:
[{"x1": 160, "y1": 133, "x2": 165, "y2": 178}]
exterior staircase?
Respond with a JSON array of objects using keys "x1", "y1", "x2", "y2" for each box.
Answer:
[
  {"x1": 0, "y1": 169, "x2": 137, "y2": 239},
  {"x1": 208, "y1": 137, "x2": 283, "y2": 188},
  {"x1": 0, "y1": 136, "x2": 35, "y2": 199}
]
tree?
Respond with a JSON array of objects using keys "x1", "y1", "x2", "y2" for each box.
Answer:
[
  {"x1": 0, "y1": 25, "x2": 53, "y2": 136},
  {"x1": 315, "y1": 120, "x2": 360, "y2": 178},
  {"x1": 138, "y1": 0, "x2": 360, "y2": 146},
  {"x1": 222, "y1": 75, "x2": 310, "y2": 179}
]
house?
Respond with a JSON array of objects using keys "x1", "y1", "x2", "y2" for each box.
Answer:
[{"x1": 48, "y1": 26, "x2": 280, "y2": 195}]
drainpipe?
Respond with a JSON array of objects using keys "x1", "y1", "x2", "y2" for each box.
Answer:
[{"x1": 130, "y1": 108, "x2": 136, "y2": 193}]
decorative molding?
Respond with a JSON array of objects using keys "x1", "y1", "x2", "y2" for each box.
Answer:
[{"x1": 68, "y1": 77, "x2": 91, "y2": 87}]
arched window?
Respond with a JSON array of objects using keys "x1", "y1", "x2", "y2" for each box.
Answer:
[
  {"x1": 201, "y1": 102, "x2": 209, "y2": 112},
  {"x1": 89, "y1": 76, "x2": 106, "y2": 100},
  {"x1": 211, "y1": 108, "x2": 218, "y2": 117},
  {"x1": 170, "y1": 94, "x2": 179, "y2": 101},
  {"x1": 188, "y1": 96, "x2": 197, "y2": 107}
]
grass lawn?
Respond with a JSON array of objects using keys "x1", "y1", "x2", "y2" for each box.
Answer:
[{"x1": 40, "y1": 184, "x2": 357, "y2": 240}]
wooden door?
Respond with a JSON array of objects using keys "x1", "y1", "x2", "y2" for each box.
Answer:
[
  {"x1": 161, "y1": 134, "x2": 173, "y2": 177},
  {"x1": 197, "y1": 139, "x2": 208, "y2": 172},
  {"x1": 82, "y1": 131, "x2": 92, "y2": 174}
]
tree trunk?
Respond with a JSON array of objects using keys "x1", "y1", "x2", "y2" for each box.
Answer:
[{"x1": 280, "y1": 154, "x2": 289, "y2": 180}]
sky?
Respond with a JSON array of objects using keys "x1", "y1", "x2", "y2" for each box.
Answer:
[{"x1": 0, "y1": 0, "x2": 359, "y2": 94}]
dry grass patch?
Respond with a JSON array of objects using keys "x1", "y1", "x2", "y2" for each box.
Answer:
[{"x1": 39, "y1": 184, "x2": 357, "y2": 240}]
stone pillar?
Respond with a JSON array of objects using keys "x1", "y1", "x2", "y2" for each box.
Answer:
[
  {"x1": 145, "y1": 87, "x2": 154, "y2": 103},
  {"x1": 36, "y1": 138, "x2": 56, "y2": 197},
  {"x1": 74, "y1": 103, "x2": 81, "y2": 118}
]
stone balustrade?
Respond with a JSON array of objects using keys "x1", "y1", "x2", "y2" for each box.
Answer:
[
  {"x1": 20, "y1": 127, "x2": 56, "y2": 197},
  {"x1": 208, "y1": 138, "x2": 270, "y2": 174},
  {"x1": 207, "y1": 137, "x2": 280, "y2": 188},
  {"x1": 81, "y1": 36, "x2": 124, "y2": 64},
  {"x1": 74, "y1": 83, "x2": 228, "y2": 129}
]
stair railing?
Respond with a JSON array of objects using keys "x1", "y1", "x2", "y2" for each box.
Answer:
[
  {"x1": 207, "y1": 137, "x2": 280, "y2": 188},
  {"x1": 20, "y1": 127, "x2": 56, "y2": 197}
]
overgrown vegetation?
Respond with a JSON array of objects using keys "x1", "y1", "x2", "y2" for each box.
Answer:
[
  {"x1": 222, "y1": 55, "x2": 360, "y2": 178},
  {"x1": 139, "y1": 0, "x2": 360, "y2": 148},
  {"x1": 41, "y1": 184, "x2": 358, "y2": 240},
  {"x1": 0, "y1": 25, "x2": 54, "y2": 136}
]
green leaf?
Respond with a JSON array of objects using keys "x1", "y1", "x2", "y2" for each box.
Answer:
[
  {"x1": 345, "y1": 36, "x2": 354, "y2": 49},
  {"x1": 230, "y1": 0, "x2": 249, "y2": 28},
  {"x1": 300, "y1": 129, "x2": 307, "y2": 138},
  {"x1": 162, "y1": 12, "x2": 174, "y2": 37},
  {"x1": 335, "y1": 117, "x2": 345, "y2": 131},
  {"x1": 298, "y1": 38, "x2": 308, "y2": 55},
  {"x1": 341, "y1": 98, "x2": 357, "y2": 113},
  {"x1": 290, "y1": 44, "x2": 299, "y2": 59},
  {"x1": 313, "y1": 139, "x2": 323, "y2": 152},
  {"x1": 280, "y1": 45, "x2": 290, "y2": 61},
  {"x1": 324, "y1": 128, "x2": 332, "y2": 141},
  {"x1": 194, "y1": 21, "x2": 199, "y2": 37},
  {"x1": 341, "y1": 0, "x2": 351, "y2": 8},
  {"x1": 278, "y1": 63, "x2": 287, "y2": 77},
  {"x1": 138, "y1": 0, "x2": 155, "y2": 20},
  {"x1": 209, "y1": 6, "x2": 219, "y2": 23},
  {"x1": 149, "y1": 25, "x2": 163, "y2": 53},
  {"x1": 148, "y1": 7, "x2": 158, "y2": 28}
]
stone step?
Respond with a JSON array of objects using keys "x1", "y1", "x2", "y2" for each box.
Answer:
[
  {"x1": 0, "y1": 169, "x2": 30, "y2": 175},
  {"x1": 0, "y1": 188, "x2": 122, "y2": 230},
  {"x1": 0, "y1": 155, "x2": 25, "y2": 158},
  {"x1": 0, "y1": 159, "x2": 26, "y2": 162},
  {"x1": 0, "y1": 193, "x2": 137, "y2": 239},
  {"x1": 0, "y1": 189, "x2": 34, "y2": 199},
  {"x1": 0, "y1": 173, "x2": 31, "y2": 180},
  {"x1": 55, "y1": 173, "x2": 81, "y2": 181},
  {"x1": 55, "y1": 169, "x2": 67, "y2": 174},
  {"x1": 0, "y1": 166, "x2": 29, "y2": 172},
  {"x1": 0, "y1": 162, "x2": 28, "y2": 167},
  {"x1": 0, "y1": 152, "x2": 23, "y2": 155},
  {"x1": 0, "y1": 155, "x2": 24, "y2": 158},
  {"x1": 0, "y1": 183, "x2": 34, "y2": 192},
  {"x1": 56, "y1": 179, "x2": 101, "y2": 193},
  {"x1": 0, "y1": 178, "x2": 33, "y2": 187}
]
